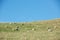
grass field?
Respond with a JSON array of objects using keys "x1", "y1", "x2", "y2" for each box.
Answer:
[{"x1": 0, "y1": 19, "x2": 60, "y2": 40}]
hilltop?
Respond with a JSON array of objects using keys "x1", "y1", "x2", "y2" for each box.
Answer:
[{"x1": 0, "y1": 19, "x2": 60, "y2": 40}]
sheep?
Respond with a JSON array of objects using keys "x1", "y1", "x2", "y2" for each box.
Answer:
[
  {"x1": 32, "y1": 28, "x2": 36, "y2": 31},
  {"x1": 15, "y1": 26, "x2": 19, "y2": 31},
  {"x1": 47, "y1": 28, "x2": 52, "y2": 32},
  {"x1": 32, "y1": 28, "x2": 35, "y2": 31}
]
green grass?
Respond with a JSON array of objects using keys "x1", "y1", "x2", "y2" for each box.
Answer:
[{"x1": 0, "y1": 19, "x2": 60, "y2": 40}]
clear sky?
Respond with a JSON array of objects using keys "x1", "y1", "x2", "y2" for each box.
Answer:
[{"x1": 0, "y1": 0, "x2": 60, "y2": 22}]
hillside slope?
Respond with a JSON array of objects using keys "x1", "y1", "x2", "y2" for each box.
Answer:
[{"x1": 0, "y1": 19, "x2": 60, "y2": 40}]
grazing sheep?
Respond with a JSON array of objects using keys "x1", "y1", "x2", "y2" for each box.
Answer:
[
  {"x1": 15, "y1": 26, "x2": 19, "y2": 31},
  {"x1": 48, "y1": 28, "x2": 52, "y2": 32},
  {"x1": 48, "y1": 29, "x2": 52, "y2": 32},
  {"x1": 32, "y1": 28, "x2": 35, "y2": 31}
]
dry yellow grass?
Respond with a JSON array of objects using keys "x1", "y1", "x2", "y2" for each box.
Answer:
[{"x1": 0, "y1": 19, "x2": 60, "y2": 40}]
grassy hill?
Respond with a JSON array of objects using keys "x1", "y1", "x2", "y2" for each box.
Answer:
[{"x1": 0, "y1": 19, "x2": 60, "y2": 40}]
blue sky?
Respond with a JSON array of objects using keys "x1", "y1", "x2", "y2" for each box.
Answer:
[{"x1": 0, "y1": 0, "x2": 60, "y2": 22}]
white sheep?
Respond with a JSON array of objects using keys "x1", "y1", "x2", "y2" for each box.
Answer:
[
  {"x1": 48, "y1": 28, "x2": 52, "y2": 32},
  {"x1": 32, "y1": 28, "x2": 35, "y2": 31}
]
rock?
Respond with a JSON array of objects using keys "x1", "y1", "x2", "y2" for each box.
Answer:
[{"x1": 54, "y1": 26, "x2": 57, "y2": 29}]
